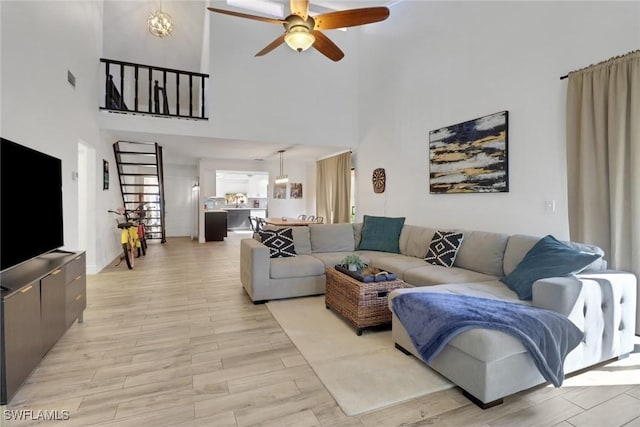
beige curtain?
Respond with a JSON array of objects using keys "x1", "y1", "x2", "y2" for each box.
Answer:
[
  {"x1": 316, "y1": 152, "x2": 352, "y2": 224},
  {"x1": 566, "y1": 50, "x2": 640, "y2": 331}
]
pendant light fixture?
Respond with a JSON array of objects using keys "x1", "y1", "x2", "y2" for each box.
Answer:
[
  {"x1": 148, "y1": 0, "x2": 174, "y2": 38},
  {"x1": 275, "y1": 150, "x2": 289, "y2": 184}
]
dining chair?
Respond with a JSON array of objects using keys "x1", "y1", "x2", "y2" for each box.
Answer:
[
  {"x1": 248, "y1": 216, "x2": 257, "y2": 232},
  {"x1": 314, "y1": 217, "x2": 323, "y2": 223},
  {"x1": 306, "y1": 215, "x2": 315, "y2": 222},
  {"x1": 297, "y1": 214, "x2": 307, "y2": 220}
]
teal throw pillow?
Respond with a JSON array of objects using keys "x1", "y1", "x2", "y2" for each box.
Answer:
[
  {"x1": 501, "y1": 234, "x2": 601, "y2": 300},
  {"x1": 357, "y1": 215, "x2": 405, "y2": 253}
]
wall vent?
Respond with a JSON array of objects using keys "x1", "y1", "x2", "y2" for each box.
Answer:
[{"x1": 67, "y1": 70, "x2": 76, "y2": 88}]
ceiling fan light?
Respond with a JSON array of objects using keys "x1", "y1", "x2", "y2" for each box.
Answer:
[{"x1": 285, "y1": 27, "x2": 315, "y2": 52}]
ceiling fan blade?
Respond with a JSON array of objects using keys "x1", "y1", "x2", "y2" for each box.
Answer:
[
  {"x1": 255, "y1": 34, "x2": 286, "y2": 57},
  {"x1": 312, "y1": 31, "x2": 344, "y2": 62},
  {"x1": 314, "y1": 7, "x2": 389, "y2": 30},
  {"x1": 289, "y1": 0, "x2": 309, "y2": 20},
  {"x1": 206, "y1": 7, "x2": 287, "y2": 25}
]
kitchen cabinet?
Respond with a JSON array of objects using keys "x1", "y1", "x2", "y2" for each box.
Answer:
[{"x1": 205, "y1": 211, "x2": 227, "y2": 241}]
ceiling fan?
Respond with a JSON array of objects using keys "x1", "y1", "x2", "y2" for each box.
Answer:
[{"x1": 207, "y1": 0, "x2": 390, "y2": 62}]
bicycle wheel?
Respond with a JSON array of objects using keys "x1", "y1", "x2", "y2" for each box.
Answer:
[
  {"x1": 138, "y1": 224, "x2": 147, "y2": 256},
  {"x1": 137, "y1": 238, "x2": 146, "y2": 257},
  {"x1": 140, "y1": 236, "x2": 147, "y2": 256},
  {"x1": 122, "y1": 242, "x2": 134, "y2": 269}
]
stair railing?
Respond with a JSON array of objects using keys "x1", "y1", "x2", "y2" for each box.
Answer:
[{"x1": 100, "y1": 58, "x2": 209, "y2": 120}]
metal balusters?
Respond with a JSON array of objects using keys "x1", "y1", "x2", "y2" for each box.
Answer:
[
  {"x1": 148, "y1": 67, "x2": 152, "y2": 112},
  {"x1": 119, "y1": 64, "x2": 124, "y2": 111},
  {"x1": 189, "y1": 75, "x2": 193, "y2": 117},
  {"x1": 162, "y1": 70, "x2": 167, "y2": 114},
  {"x1": 100, "y1": 58, "x2": 208, "y2": 119},
  {"x1": 176, "y1": 73, "x2": 180, "y2": 116},
  {"x1": 104, "y1": 62, "x2": 110, "y2": 108},
  {"x1": 201, "y1": 75, "x2": 205, "y2": 119},
  {"x1": 134, "y1": 66, "x2": 139, "y2": 111}
]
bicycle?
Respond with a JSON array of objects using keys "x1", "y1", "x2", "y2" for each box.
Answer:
[
  {"x1": 108, "y1": 208, "x2": 141, "y2": 269},
  {"x1": 127, "y1": 203, "x2": 148, "y2": 257}
]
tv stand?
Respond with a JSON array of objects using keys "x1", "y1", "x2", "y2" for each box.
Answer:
[{"x1": 0, "y1": 251, "x2": 86, "y2": 406}]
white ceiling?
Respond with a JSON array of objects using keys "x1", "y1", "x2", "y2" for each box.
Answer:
[{"x1": 102, "y1": 0, "x2": 396, "y2": 164}]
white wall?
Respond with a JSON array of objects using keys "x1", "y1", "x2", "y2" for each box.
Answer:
[
  {"x1": 207, "y1": 11, "x2": 360, "y2": 148},
  {"x1": 1, "y1": 1, "x2": 122, "y2": 273},
  {"x1": 266, "y1": 158, "x2": 317, "y2": 219},
  {"x1": 355, "y1": 1, "x2": 640, "y2": 239}
]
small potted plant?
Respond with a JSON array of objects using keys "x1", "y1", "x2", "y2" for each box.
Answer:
[{"x1": 341, "y1": 254, "x2": 366, "y2": 272}]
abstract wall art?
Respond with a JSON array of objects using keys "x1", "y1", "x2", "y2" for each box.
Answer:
[{"x1": 429, "y1": 111, "x2": 509, "y2": 193}]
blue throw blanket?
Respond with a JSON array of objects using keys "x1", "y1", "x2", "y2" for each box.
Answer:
[{"x1": 391, "y1": 292, "x2": 584, "y2": 387}]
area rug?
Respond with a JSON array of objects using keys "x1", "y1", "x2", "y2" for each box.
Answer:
[{"x1": 266, "y1": 296, "x2": 453, "y2": 416}]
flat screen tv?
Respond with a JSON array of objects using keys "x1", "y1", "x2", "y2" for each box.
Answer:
[{"x1": 1, "y1": 138, "x2": 64, "y2": 271}]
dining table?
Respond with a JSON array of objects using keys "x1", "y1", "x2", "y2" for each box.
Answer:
[{"x1": 264, "y1": 217, "x2": 317, "y2": 226}]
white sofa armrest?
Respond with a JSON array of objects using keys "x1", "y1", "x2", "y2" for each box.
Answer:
[
  {"x1": 240, "y1": 238, "x2": 271, "y2": 302},
  {"x1": 533, "y1": 271, "x2": 637, "y2": 357},
  {"x1": 532, "y1": 276, "x2": 582, "y2": 316}
]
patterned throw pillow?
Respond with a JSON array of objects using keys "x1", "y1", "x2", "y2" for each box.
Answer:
[
  {"x1": 424, "y1": 231, "x2": 464, "y2": 267},
  {"x1": 259, "y1": 227, "x2": 297, "y2": 258}
]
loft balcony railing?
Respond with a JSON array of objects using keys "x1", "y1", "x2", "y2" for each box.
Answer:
[{"x1": 100, "y1": 58, "x2": 209, "y2": 120}]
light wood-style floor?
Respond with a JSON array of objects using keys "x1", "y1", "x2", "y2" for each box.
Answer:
[{"x1": 5, "y1": 234, "x2": 640, "y2": 427}]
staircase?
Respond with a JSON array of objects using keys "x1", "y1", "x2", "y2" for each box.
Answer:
[{"x1": 113, "y1": 141, "x2": 166, "y2": 243}]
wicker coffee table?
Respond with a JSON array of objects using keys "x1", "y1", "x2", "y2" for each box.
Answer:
[{"x1": 325, "y1": 267, "x2": 406, "y2": 335}]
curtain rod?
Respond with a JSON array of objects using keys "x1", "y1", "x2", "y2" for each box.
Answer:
[
  {"x1": 560, "y1": 49, "x2": 640, "y2": 81},
  {"x1": 317, "y1": 149, "x2": 352, "y2": 161}
]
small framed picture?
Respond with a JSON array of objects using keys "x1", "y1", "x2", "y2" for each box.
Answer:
[
  {"x1": 290, "y1": 183, "x2": 303, "y2": 199},
  {"x1": 103, "y1": 159, "x2": 109, "y2": 190},
  {"x1": 274, "y1": 183, "x2": 286, "y2": 199}
]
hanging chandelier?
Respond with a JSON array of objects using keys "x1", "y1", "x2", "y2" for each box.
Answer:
[
  {"x1": 147, "y1": 1, "x2": 174, "y2": 38},
  {"x1": 275, "y1": 150, "x2": 289, "y2": 184}
]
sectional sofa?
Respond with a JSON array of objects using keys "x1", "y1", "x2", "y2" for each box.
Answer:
[{"x1": 239, "y1": 221, "x2": 637, "y2": 406}]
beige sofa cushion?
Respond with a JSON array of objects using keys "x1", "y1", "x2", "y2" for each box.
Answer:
[
  {"x1": 270, "y1": 255, "x2": 325, "y2": 279},
  {"x1": 399, "y1": 225, "x2": 437, "y2": 259},
  {"x1": 403, "y1": 265, "x2": 498, "y2": 286},
  {"x1": 358, "y1": 251, "x2": 429, "y2": 278},
  {"x1": 454, "y1": 230, "x2": 509, "y2": 277},
  {"x1": 312, "y1": 251, "x2": 372, "y2": 268},
  {"x1": 309, "y1": 223, "x2": 355, "y2": 253},
  {"x1": 291, "y1": 226, "x2": 312, "y2": 255}
]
